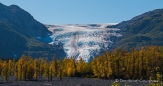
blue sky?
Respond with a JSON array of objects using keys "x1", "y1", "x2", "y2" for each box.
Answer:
[{"x1": 0, "y1": 0, "x2": 163, "y2": 24}]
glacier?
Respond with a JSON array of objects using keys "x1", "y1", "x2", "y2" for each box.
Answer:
[{"x1": 44, "y1": 24, "x2": 122, "y2": 62}]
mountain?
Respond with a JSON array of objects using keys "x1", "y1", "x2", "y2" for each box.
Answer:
[
  {"x1": 44, "y1": 24, "x2": 121, "y2": 62},
  {"x1": 44, "y1": 9, "x2": 163, "y2": 62},
  {"x1": 0, "y1": 3, "x2": 51, "y2": 37},
  {"x1": 0, "y1": 3, "x2": 66, "y2": 58},
  {"x1": 1, "y1": 2, "x2": 163, "y2": 61},
  {"x1": 108, "y1": 9, "x2": 163, "y2": 50}
]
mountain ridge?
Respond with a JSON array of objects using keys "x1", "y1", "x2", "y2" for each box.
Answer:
[
  {"x1": 0, "y1": 2, "x2": 163, "y2": 61},
  {"x1": 0, "y1": 3, "x2": 66, "y2": 59},
  {"x1": 0, "y1": 3, "x2": 51, "y2": 37},
  {"x1": 108, "y1": 9, "x2": 163, "y2": 50},
  {"x1": 42, "y1": 9, "x2": 163, "y2": 61}
]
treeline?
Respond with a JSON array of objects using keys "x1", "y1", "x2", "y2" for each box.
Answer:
[
  {"x1": 0, "y1": 55, "x2": 91, "y2": 81},
  {"x1": 0, "y1": 46, "x2": 163, "y2": 81}
]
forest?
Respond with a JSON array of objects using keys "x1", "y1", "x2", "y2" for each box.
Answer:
[{"x1": 0, "y1": 46, "x2": 163, "y2": 82}]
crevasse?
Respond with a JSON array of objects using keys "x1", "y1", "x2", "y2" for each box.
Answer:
[{"x1": 45, "y1": 24, "x2": 121, "y2": 62}]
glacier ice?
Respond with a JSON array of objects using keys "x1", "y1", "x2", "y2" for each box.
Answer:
[{"x1": 45, "y1": 24, "x2": 122, "y2": 62}]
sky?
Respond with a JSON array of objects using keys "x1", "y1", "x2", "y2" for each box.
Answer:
[{"x1": 0, "y1": 0, "x2": 163, "y2": 25}]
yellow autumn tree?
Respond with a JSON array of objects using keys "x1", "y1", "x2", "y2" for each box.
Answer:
[
  {"x1": 8, "y1": 60, "x2": 14, "y2": 75},
  {"x1": 33, "y1": 59, "x2": 38, "y2": 81},
  {"x1": 17, "y1": 55, "x2": 26, "y2": 80},
  {"x1": 57, "y1": 58, "x2": 64, "y2": 80},
  {"x1": 43, "y1": 58, "x2": 50, "y2": 81},
  {"x1": 63, "y1": 57, "x2": 69, "y2": 77},
  {"x1": 1, "y1": 63, "x2": 10, "y2": 81},
  {"x1": 49, "y1": 55, "x2": 57, "y2": 80},
  {"x1": 38, "y1": 57, "x2": 44, "y2": 80},
  {"x1": 0, "y1": 60, "x2": 7, "y2": 74},
  {"x1": 91, "y1": 58, "x2": 100, "y2": 78},
  {"x1": 67, "y1": 57, "x2": 76, "y2": 77},
  {"x1": 76, "y1": 57, "x2": 90, "y2": 77}
]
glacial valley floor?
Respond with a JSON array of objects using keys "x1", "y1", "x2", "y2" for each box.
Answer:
[{"x1": 0, "y1": 77, "x2": 154, "y2": 86}]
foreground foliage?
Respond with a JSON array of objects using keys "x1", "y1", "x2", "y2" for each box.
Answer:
[{"x1": 0, "y1": 46, "x2": 163, "y2": 81}]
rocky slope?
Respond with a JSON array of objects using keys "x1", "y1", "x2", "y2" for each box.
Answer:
[
  {"x1": 108, "y1": 9, "x2": 163, "y2": 50},
  {"x1": 0, "y1": 3, "x2": 51, "y2": 37},
  {"x1": 44, "y1": 9, "x2": 163, "y2": 61},
  {"x1": 1, "y1": 2, "x2": 163, "y2": 61},
  {"x1": 0, "y1": 3, "x2": 65, "y2": 58}
]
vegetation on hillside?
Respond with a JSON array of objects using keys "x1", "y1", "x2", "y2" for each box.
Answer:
[
  {"x1": 0, "y1": 3, "x2": 66, "y2": 59},
  {"x1": 120, "y1": 9, "x2": 163, "y2": 49},
  {"x1": 0, "y1": 46, "x2": 163, "y2": 81},
  {"x1": 108, "y1": 9, "x2": 163, "y2": 50},
  {"x1": 0, "y1": 22, "x2": 66, "y2": 59}
]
